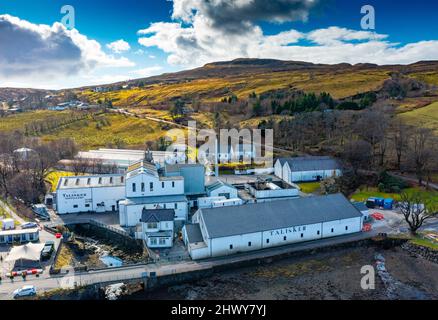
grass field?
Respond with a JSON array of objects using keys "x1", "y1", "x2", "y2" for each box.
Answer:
[
  {"x1": 398, "y1": 101, "x2": 438, "y2": 134},
  {"x1": 42, "y1": 113, "x2": 167, "y2": 149},
  {"x1": 351, "y1": 187, "x2": 438, "y2": 202},
  {"x1": 0, "y1": 110, "x2": 72, "y2": 132},
  {"x1": 77, "y1": 69, "x2": 390, "y2": 108},
  {"x1": 1, "y1": 110, "x2": 175, "y2": 149},
  {"x1": 298, "y1": 182, "x2": 321, "y2": 194},
  {"x1": 410, "y1": 236, "x2": 438, "y2": 251}
]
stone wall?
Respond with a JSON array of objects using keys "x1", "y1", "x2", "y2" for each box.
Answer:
[{"x1": 401, "y1": 242, "x2": 438, "y2": 264}]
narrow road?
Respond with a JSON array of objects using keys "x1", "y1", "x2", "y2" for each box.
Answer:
[
  {"x1": 113, "y1": 109, "x2": 296, "y2": 155},
  {"x1": 0, "y1": 198, "x2": 25, "y2": 225},
  {"x1": 389, "y1": 172, "x2": 438, "y2": 191}
]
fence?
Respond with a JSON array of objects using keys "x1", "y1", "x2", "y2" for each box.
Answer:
[{"x1": 88, "y1": 219, "x2": 131, "y2": 238}]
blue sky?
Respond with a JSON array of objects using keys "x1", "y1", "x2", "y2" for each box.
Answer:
[{"x1": 1, "y1": 0, "x2": 438, "y2": 89}]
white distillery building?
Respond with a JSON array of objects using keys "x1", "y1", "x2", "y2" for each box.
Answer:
[
  {"x1": 55, "y1": 158, "x2": 189, "y2": 226},
  {"x1": 56, "y1": 175, "x2": 126, "y2": 214},
  {"x1": 183, "y1": 194, "x2": 363, "y2": 260},
  {"x1": 118, "y1": 160, "x2": 188, "y2": 227},
  {"x1": 274, "y1": 156, "x2": 342, "y2": 184}
]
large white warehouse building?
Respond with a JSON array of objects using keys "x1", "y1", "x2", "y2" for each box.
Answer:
[
  {"x1": 56, "y1": 174, "x2": 126, "y2": 214},
  {"x1": 275, "y1": 156, "x2": 342, "y2": 183},
  {"x1": 183, "y1": 194, "x2": 363, "y2": 260}
]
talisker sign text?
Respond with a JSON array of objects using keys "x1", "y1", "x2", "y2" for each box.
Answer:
[{"x1": 269, "y1": 226, "x2": 307, "y2": 236}]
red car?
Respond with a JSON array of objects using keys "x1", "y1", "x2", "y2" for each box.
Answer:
[{"x1": 55, "y1": 233, "x2": 62, "y2": 239}]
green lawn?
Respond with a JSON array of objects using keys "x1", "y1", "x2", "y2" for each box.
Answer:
[
  {"x1": 298, "y1": 182, "x2": 321, "y2": 194},
  {"x1": 351, "y1": 187, "x2": 438, "y2": 202},
  {"x1": 410, "y1": 236, "x2": 438, "y2": 251},
  {"x1": 398, "y1": 101, "x2": 438, "y2": 134}
]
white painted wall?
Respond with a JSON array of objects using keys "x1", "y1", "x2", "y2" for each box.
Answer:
[
  {"x1": 290, "y1": 169, "x2": 342, "y2": 183},
  {"x1": 56, "y1": 186, "x2": 125, "y2": 214},
  {"x1": 125, "y1": 173, "x2": 184, "y2": 198},
  {"x1": 187, "y1": 216, "x2": 363, "y2": 260},
  {"x1": 274, "y1": 160, "x2": 283, "y2": 179},
  {"x1": 198, "y1": 196, "x2": 226, "y2": 209},
  {"x1": 119, "y1": 201, "x2": 188, "y2": 227}
]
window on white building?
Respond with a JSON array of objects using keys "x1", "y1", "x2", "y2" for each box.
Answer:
[
  {"x1": 266, "y1": 239, "x2": 270, "y2": 244},
  {"x1": 248, "y1": 242, "x2": 251, "y2": 247},
  {"x1": 159, "y1": 238, "x2": 166, "y2": 245},
  {"x1": 283, "y1": 236, "x2": 287, "y2": 241},
  {"x1": 132, "y1": 183, "x2": 136, "y2": 192},
  {"x1": 73, "y1": 205, "x2": 78, "y2": 208},
  {"x1": 345, "y1": 226, "x2": 348, "y2": 231},
  {"x1": 141, "y1": 183, "x2": 145, "y2": 192},
  {"x1": 301, "y1": 233, "x2": 304, "y2": 238},
  {"x1": 229, "y1": 244, "x2": 233, "y2": 250},
  {"x1": 172, "y1": 181, "x2": 175, "y2": 188},
  {"x1": 150, "y1": 182, "x2": 154, "y2": 191},
  {"x1": 174, "y1": 203, "x2": 178, "y2": 209},
  {"x1": 150, "y1": 238, "x2": 157, "y2": 245},
  {"x1": 162, "y1": 182, "x2": 165, "y2": 188},
  {"x1": 147, "y1": 222, "x2": 158, "y2": 229},
  {"x1": 317, "y1": 230, "x2": 320, "y2": 235},
  {"x1": 331, "y1": 228, "x2": 334, "y2": 233}
]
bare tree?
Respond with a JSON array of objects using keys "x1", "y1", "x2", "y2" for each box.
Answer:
[
  {"x1": 392, "y1": 120, "x2": 410, "y2": 171},
  {"x1": 71, "y1": 157, "x2": 91, "y2": 176},
  {"x1": 407, "y1": 128, "x2": 434, "y2": 185},
  {"x1": 399, "y1": 192, "x2": 437, "y2": 235}
]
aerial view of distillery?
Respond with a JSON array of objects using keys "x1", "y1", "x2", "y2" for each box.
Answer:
[{"x1": 0, "y1": 0, "x2": 438, "y2": 304}]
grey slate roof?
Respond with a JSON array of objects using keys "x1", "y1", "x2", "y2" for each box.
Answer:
[
  {"x1": 122, "y1": 194, "x2": 187, "y2": 206},
  {"x1": 353, "y1": 202, "x2": 369, "y2": 212},
  {"x1": 200, "y1": 193, "x2": 362, "y2": 239},
  {"x1": 206, "y1": 180, "x2": 235, "y2": 193},
  {"x1": 184, "y1": 224, "x2": 204, "y2": 244},
  {"x1": 141, "y1": 209, "x2": 175, "y2": 223},
  {"x1": 278, "y1": 156, "x2": 342, "y2": 172}
]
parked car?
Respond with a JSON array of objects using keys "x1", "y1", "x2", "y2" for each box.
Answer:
[
  {"x1": 13, "y1": 285, "x2": 37, "y2": 299},
  {"x1": 20, "y1": 222, "x2": 38, "y2": 229},
  {"x1": 31, "y1": 204, "x2": 50, "y2": 220},
  {"x1": 40, "y1": 241, "x2": 55, "y2": 260}
]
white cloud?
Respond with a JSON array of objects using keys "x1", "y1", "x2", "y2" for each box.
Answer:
[
  {"x1": 107, "y1": 39, "x2": 131, "y2": 53},
  {"x1": 138, "y1": 1, "x2": 438, "y2": 67},
  {"x1": 0, "y1": 14, "x2": 134, "y2": 88},
  {"x1": 132, "y1": 66, "x2": 163, "y2": 77}
]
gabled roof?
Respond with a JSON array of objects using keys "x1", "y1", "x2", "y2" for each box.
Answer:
[
  {"x1": 126, "y1": 160, "x2": 159, "y2": 179},
  {"x1": 184, "y1": 224, "x2": 204, "y2": 244},
  {"x1": 199, "y1": 193, "x2": 362, "y2": 239},
  {"x1": 141, "y1": 209, "x2": 175, "y2": 223},
  {"x1": 353, "y1": 202, "x2": 369, "y2": 212},
  {"x1": 277, "y1": 156, "x2": 342, "y2": 172},
  {"x1": 206, "y1": 180, "x2": 235, "y2": 192}
]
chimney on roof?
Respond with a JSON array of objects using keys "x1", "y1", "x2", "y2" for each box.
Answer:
[{"x1": 144, "y1": 149, "x2": 154, "y2": 164}]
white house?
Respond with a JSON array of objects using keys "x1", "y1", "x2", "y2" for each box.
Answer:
[
  {"x1": 184, "y1": 194, "x2": 363, "y2": 260},
  {"x1": 138, "y1": 209, "x2": 175, "y2": 248},
  {"x1": 275, "y1": 156, "x2": 342, "y2": 184}
]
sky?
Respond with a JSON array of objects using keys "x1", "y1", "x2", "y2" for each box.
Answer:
[{"x1": 1, "y1": 0, "x2": 438, "y2": 89}]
